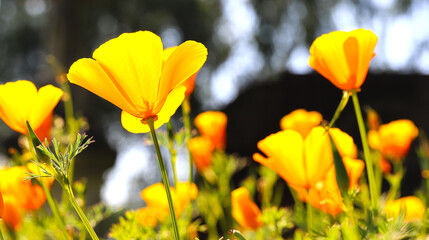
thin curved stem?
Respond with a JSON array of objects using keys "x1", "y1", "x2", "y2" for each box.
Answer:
[
  {"x1": 351, "y1": 90, "x2": 378, "y2": 209},
  {"x1": 64, "y1": 184, "x2": 99, "y2": 240},
  {"x1": 328, "y1": 90, "x2": 351, "y2": 128},
  {"x1": 181, "y1": 98, "x2": 194, "y2": 184},
  {"x1": 147, "y1": 118, "x2": 180, "y2": 240}
]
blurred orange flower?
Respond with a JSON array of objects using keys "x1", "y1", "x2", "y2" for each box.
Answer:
[
  {"x1": 0, "y1": 165, "x2": 50, "y2": 211},
  {"x1": 140, "y1": 182, "x2": 198, "y2": 223},
  {"x1": 0, "y1": 164, "x2": 54, "y2": 230},
  {"x1": 188, "y1": 136, "x2": 214, "y2": 172},
  {"x1": 68, "y1": 31, "x2": 207, "y2": 133},
  {"x1": 194, "y1": 111, "x2": 227, "y2": 149},
  {"x1": 231, "y1": 187, "x2": 263, "y2": 230},
  {"x1": 0, "y1": 191, "x2": 3, "y2": 218},
  {"x1": 369, "y1": 119, "x2": 418, "y2": 161},
  {"x1": 280, "y1": 109, "x2": 323, "y2": 138},
  {"x1": 309, "y1": 29, "x2": 378, "y2": 91},
  {"x1": 136, "y1": 207, "x2": 159, "y2": 228},
  {"x1": 253, "y1": 126, "x2": 356, "y2": 189},
  {"x1": 384, "y1": 196, "x2": 425, "y2": 222},
  {"x1": 2, "y1": 195, "x2": 23, "y2": 231},
  {"x1": 0, "y1": 80, "x2": 63, "y2": 141}
]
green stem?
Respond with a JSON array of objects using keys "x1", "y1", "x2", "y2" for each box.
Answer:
[
  {"x1": 146, "y1": 118, "x2": 180, "y2": 240},
  {"x1": 41, "y1": 180, "x2": 70, "y2": 240},
  {"x1": 328, "y1": 91, "x2": 351, "y2": 128},
  {"x1": 166, "y1": 121, "x2": 178, "y2": 186},
  {"x1": 386, "y1": 162, "x2": 404, "y2": 201},
  {"x1": 0, "y1": 223, "x2": 4, "y2": 240},
  {"x1": 64, "y1": 184, "x2": 99, "y2": 240},
  {"x1": 307, "y1": 197, "x2": 313, "y2": 234},
  {"x1": 26, "y1": 135, "x2": 69, "y2": 240},
  {"x1": 351, "y1": 90, "x2": 378, "y2": 209},
  {"x1": 181, "y1": 98, "x2": 194, "y2": 184}
]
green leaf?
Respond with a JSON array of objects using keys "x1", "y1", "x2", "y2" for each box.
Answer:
[
  {"x1": 26, "y1": 121, "x2": 51, "y2": 164},
  {"x1": 329, "y1": 133, "x2": 349, "y2": 193}
]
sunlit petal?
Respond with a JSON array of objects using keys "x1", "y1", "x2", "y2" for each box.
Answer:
[
  {"x1": 93, "y1": 31, "x2": 163, "y2": 106},
  {"x1": 68, "y1": 58, "x2": 137, "y2": 115},
  {"x1": 157, "y1": 41, "x2": 207, "y2": 108}
]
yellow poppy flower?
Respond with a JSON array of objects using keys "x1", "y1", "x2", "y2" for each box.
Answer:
[
  {"x1": 136, "y1": 207, "x2": 159, "y2": 227},
  {"x1": 231, "y1": 187, "x2": 263, "y2": 230},
  {"x1": 280, "y1": 109, "x2": 323, "y2": 138},
  {"x1": 140, "y1": 182, "x2": 198, "y2": 221},
  {"x1": 0, "y1": 80, "x2": 63, "y2": 139},
  {"x1": 67, "y1": 31, "x2": 207, "y2": 133},
  {"x1": 309, "y1": 29, "x2": 378, "y2": 91},
  {"x1": 253, "y1": 126, "x2": 356, "y2": 189},
  {"x1": 194, "y1": 111, "x2": 227, "y2": 149},
  {"x1": 384, "y1": 196, "x2": 425, "y2": 222}
]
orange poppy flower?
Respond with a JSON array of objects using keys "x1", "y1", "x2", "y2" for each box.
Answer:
[
  {"x1": 140, "y1": 182, "x2": 198, "y2": 222},
  {"x1": 68, "y1": 31, "x2": 207, "y2": 133},
  {"x1": 280, "y1": 109, "x2": 323, "y2": 138},
  {"x1": 384, "y1": 196, "x2": 425, "y2": 222},
  {"x1": 253, "y1": 126, "x2": 356, "y2": 189},
  {"x1": 231, "y1": 187, "x2": 263, "y2": 230},
  {"x1": 0, "y1": 191, "x2": 3, "y2": 218},
  {"x1": 194, "y1": 111, "x2": 227, "y2": 149},
  {"x1": 0, "y1": 165, "x2": 49, "y2": 211},
  {"x1": 378, "y1": 120, "x2": 418, "y2": 161},
  {"x1": 292, "y1": 156, "x2": 364, "y2": 215},
  {"x1": 188, "y1": 136, "x2": 214, "y2": 172},
  {"x1": 307, "y1": 178, "x2": 344, "y2": 215},
  {"x1": 309, "y1": 29, "x2": 378, "y2": 91},
  {"x1": 0, "y1": 80, "x2": 63, "y2": 141},
  {"x1": 2, "y1": 195, "x2": 23, "y2": 231}
]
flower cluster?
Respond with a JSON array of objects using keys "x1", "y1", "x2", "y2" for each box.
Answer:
[{"x1": 0, "y1": 28, "x2": 427, "y2": 240}]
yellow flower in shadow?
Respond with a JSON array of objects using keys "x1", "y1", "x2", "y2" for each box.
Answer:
[
  {"x1": 0, "y1": 80, "x2": 63, "y2": 140},
  {"x1": 139, "y1": 182, "x2": 198, "y2": 223},
  {"x1": 292, "y1": 156, "x2": 364, "y2": 215},
  {"x1": 67, "y1": 31, "x2": 207, "y2": 133},
  {"x1": 194, "y1": 111, "x2": 227, "y2": 150},
  {"x1": 309, "y1": 29, "x2": 378, "y2": 91},
  {"x1": 384, "y1": 196, "x2": 425, "y2": 222},
  {"x1": 231, "y1": 187, "x2": 263, "y2": 230},
  {"x1": 280, "y1": 109, "x2": 323, "y2": 138},
  {"x1": 253, "y1": 126, "x2": 356, "y2": 189}
]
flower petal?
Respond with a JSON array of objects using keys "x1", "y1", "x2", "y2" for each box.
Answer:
[
  {"x1": 157, "y1": 41, "x2": 207, "y2": 111},
  {"x1": 304, "y1": 127, "x2": 334, "y2": 187},
  {"x1": 68, "y1": 58, "x2": 138, "y2": 115},
  {"x1": 30, "y1": 84, "x2": 63, "y2": 130},
  {"x1": 93, "y1": 31, "x2": 163, "y2": 109},
  {"x1": 120, "y1": 86, "x2": 185, "y2": 133},
  {"x1": 254, "y1": 130, "x2": 307, "y2": 188}
]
